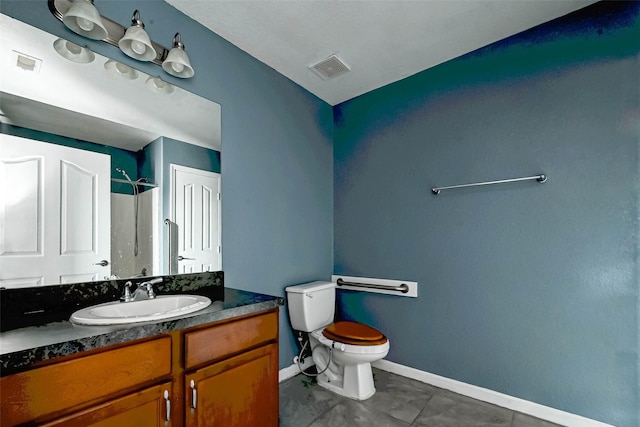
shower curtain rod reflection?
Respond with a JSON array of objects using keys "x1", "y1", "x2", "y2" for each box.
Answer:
[
  {"x1": 111, "y1": 178, "x2": 158, "y2": 188},
  {"x1": 431, "y1": 174, "x2": 547, "y2": 195}
]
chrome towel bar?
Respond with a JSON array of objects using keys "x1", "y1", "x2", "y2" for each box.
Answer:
[
  {"x1": 432, "y1": 174, "x2": 547, "y2": 195},
  {"x1": 336, "y1": 278, "x2": 409, "y2": 294}
]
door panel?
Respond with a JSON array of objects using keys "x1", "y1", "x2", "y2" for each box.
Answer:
[
  {"x1": 183, "y1": 183, "x2": 194, "y2": 251},
  {"x1": 0, "y1": 155, "x2": 42, "y2": 256},
  {"x1": 60, "y1": 272, "x2": 100, "y2": 284},
  {"x1": 60, "y1": 160, "x2": 98, "y2": 254},
  {"x1": 201, "y1": 186, "x2": 212, "y2": 251}
]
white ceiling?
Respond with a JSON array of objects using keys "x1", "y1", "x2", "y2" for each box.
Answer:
[{"x1": 166, "y1": 0, "x2": 598, "y2": 106}]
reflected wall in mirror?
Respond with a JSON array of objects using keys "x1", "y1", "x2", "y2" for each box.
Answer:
[{"x1": 0, "y1": 14, "x2": 222, "y2": 288}]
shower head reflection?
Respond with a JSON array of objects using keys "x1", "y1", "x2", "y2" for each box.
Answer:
[{"x1": 115, "y1": 167, "x2": 133, "y2": 182}]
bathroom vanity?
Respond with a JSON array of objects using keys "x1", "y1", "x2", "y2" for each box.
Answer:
[{"x1": 0, "y1": 273, "x2": 282, "y2": 426}]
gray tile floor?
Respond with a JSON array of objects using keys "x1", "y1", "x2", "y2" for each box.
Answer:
[{"x1": 279, "y1": 368, "x2": 563, "y2": 427}]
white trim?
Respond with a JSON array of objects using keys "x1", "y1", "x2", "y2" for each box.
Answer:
[
  {"x1": 372, "y1": 359, "x2": 615, "y2": 427},
  {"x1": 279, "y1": 363, "x2": 301, "y2": 383}
]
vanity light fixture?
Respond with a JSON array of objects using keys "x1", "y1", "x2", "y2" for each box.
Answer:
[
  {"x1": 53, "y1": 38, "x2": 95, "y2": 63},
  {"x1": 118, "y1": 10, "x2": 156, "y2": 62},
  {"x1": 61, "y1": 0, "x2": 107, "y2": 40},
  {"x1": 162, "y1": 33, "x2": 194, "y2": 79},
  {"x1": 104, "y1": 59, "x2": 138, "y2": 80},
  {"x1": 48, "y1": 0, "x2": 195, "y2": 78}
]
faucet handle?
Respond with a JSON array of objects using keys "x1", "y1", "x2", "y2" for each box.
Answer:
[
  {"x1": 138, "y1": 277, "x2": 162, "y2": 299},
  {"x1": 120, "y1": 281, "x2": 134, "y2": 302},
  {"x1": 145, "y1": 283, "x2": 157, "y2": 299},
  {"x1": 147, "y1": 278, "x2": 162, "y2": 298}
]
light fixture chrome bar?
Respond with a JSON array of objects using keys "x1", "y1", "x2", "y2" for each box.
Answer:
[
  {"x1": 336, "y1": 278, "x2": 409, "y2": 294},
  {"x1": 48, "y1": 0, "x2": 170, "y2": 65},
  {"x1": 431, "y1": 174, "x2": 547, "y2": 195},
  {"x1": 111, "y1": 178, "x2": 158, "y2": 187}
]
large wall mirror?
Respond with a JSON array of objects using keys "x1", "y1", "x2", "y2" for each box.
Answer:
[{"x1": 0, "y1": 14, "x2": 222, "y2": 288}]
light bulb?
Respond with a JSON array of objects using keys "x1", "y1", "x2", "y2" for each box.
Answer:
[
  {"x1": 115, "y1": 63, "x2": 129, "y2": 74},
  {"x1": 76, "y1": 17, "x2": 95, "y2": 32},
  {"x1": 130, "y1": 40, "x2": 146, "y2": 55},
  {"x1": 153, "y1": 78, "x2": 166, "y2": 89},
  {"x1": 66, "y1": 41, "x2": 82, "y2": 55},
  {"x1": 171, "y1": 62, "x2": 185, "y2": 73}
]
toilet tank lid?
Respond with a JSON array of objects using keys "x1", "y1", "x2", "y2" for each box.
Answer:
[{"x1": 285, "y1": 281, "x2": 335, "y2": 294}]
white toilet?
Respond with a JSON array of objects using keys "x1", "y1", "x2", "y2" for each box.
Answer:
[{"x1": 285, "y1": 281, "x2": 390, "y2": 400}]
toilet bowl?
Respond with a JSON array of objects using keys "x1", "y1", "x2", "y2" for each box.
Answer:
[
  {"x1": 310, "y1": 321, "x2": 389, "y2": 400},
  {"x1": 285, "y1": 281, "x2": 390, "y2": 400}
]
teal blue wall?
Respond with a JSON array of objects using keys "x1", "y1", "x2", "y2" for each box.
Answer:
[
  {"x1": 139, "y1": 137, "x2": 164, "y2": 197},
  {"x1": 334, "y1": 3, "x2": 639, "y2": 426},
  {"x1": 1, "y1": 123, "x2": 137, "y2": 194},
  {"x1": 1, "y1": 0, "x2": 334, "y2": 372}
]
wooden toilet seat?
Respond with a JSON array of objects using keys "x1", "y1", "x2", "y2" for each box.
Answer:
[{"x1": 322, "y1": 321, "x2": 388, "y2": 346}]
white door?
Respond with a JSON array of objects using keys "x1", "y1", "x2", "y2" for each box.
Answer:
[
  {"x1": 0, "y1": 134, "x2": 110, "y2": 287},
  {"x1": 171, "y1": 164, "x2": 221, "y2": 273}
]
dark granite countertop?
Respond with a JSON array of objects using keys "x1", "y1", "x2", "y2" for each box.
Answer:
[{"x1": 0, "y1": 274, "x2": 283, "y2": 376}]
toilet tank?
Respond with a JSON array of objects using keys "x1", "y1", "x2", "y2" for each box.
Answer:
[{"x1": 285, "y1": 281, "x2": 336, "y2": 332}]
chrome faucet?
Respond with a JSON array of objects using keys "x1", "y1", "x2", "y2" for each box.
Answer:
[
  {"x1": 120, "y1": 278, "x2": 163, "y2": 302},
  {"x1": 120, "y1": 281, "x2": 134, "y2": 302}
]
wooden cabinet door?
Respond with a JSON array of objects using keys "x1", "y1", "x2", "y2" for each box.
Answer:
[
  {"x1": 40, "y1": 382, "x2": 173, "y2": 427},
  {"x1": 185, "y1": 343, "x2": 278, "y2": 427}
]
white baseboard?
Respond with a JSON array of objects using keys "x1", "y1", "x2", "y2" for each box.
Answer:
[
  {"x1": 371, "y1": 359, "x2": 614, "y2": 427},
  {"x1": 279, "y1": 363, "x2": 301, "y2": 383}
]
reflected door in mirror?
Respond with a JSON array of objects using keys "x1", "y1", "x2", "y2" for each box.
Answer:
[
  {"x1": 0, "y1": 135, "x2": 110, "y2": 287},
  {"x1": 171, "y1": 165, "x2": 221, "y2": 273}
]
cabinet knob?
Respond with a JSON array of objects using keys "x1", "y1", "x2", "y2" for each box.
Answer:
[{"x1": 190, "y1": 379, "x2": 197, "y2": 410}]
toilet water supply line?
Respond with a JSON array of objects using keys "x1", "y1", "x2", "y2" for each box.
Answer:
[{"x1": 296, "y1": 332, "x2": 333, "y2": 378}]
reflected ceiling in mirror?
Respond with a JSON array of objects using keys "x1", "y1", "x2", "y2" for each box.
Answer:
[{"x1": 0, "y1": 14, "x2": 221, "y2": 152}]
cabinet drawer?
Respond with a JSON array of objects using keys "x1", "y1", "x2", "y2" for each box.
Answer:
[
  {"x1": 185, "y1": 310, "x2": 278, "y2": 369},
  {"x1": 0, "y1": 336, "x2": 172, "y2": 425}
]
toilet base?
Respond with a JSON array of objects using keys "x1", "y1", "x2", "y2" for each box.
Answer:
[{"x1": 317, "y1": 362, "x2": 376, "y2": 400}]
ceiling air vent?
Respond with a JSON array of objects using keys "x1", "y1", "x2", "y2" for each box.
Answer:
[
  {"x1": 309, "y1": 55, "x2": 350, "y2": 80},
  {"x1": 12, "y1": 51, "x2": 42, "y2": 73}
]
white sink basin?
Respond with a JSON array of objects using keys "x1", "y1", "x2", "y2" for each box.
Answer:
[{"x1": 70, "y1": 295, "x2": 212, "y2": 325}]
